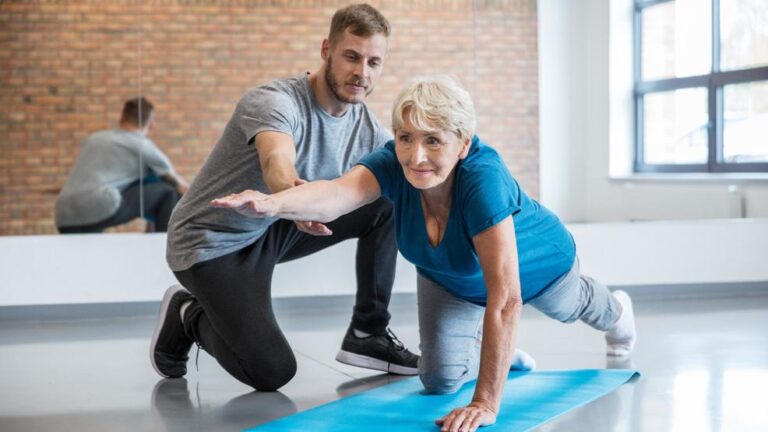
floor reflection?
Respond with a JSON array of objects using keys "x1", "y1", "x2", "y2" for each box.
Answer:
[
  {"x1": 0, "y1": 294, "x2": 766, "y2": 432},
  {"x1": 151, "y1": 378, "x2": 297, "y2": 431},
  {"x1": 335, "y1": 373, "x2": 410, "y2": 398}
]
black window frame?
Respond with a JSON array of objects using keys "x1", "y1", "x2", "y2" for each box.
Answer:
[{"x1": 634, "y1": 0, "x2": 768, "y2": 173}]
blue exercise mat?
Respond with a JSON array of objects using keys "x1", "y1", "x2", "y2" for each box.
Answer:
[{"x1": 246, "y1": 369, "x2": 639, "y2": 431}]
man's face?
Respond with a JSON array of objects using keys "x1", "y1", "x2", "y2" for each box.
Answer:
[{"x1": 323, "y1": 29, "x2": 388, "y2": 105}]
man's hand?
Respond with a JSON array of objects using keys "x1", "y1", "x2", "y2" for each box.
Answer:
[
  {"x1": 292, "y1": 179, "x2": 332, "y2": 236},
  {"x1": 209, "y1": 189, "x2": 277, "y2": 218},
  {"x1": 435, "y1": 401, "x2": 497, "y2": 432}
]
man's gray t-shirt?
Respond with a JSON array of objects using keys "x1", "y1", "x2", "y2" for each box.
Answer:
[
  {"x1": 166, "y1": 73, "x2": 392, "y2": 271},
  {"x1": 55, "y1": 129, "x2": 174, "y2": 227}
]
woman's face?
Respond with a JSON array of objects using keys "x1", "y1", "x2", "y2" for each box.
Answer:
[{"x1": 394, "y1": 113, "x2": 470, "y2": 191}]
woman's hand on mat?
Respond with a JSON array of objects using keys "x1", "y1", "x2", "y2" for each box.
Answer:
[
  {"x1": 210, "y1": 190, "x2": 277, "y2": 218},
  {"x1": 435, "y1": 402, "x2": 496, "y2": 432},
  {"x1": 292, "y1": 179, "x2": 332, "y2": 236}
]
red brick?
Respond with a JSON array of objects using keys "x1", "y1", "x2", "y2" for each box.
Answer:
[{"x1": 1, "y1": 0, "x2": 538, "y2": 235}]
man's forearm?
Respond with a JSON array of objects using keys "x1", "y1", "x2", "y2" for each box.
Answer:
[
  {"x1": 161, "y1": 173, "x2": 180, "y2": 187},
  {"x1": 162, "y1": 172, "x2": 188, "y2": 189},
  {"x1": 262, "y1": 154, "x2": 299, "y2": 193}
]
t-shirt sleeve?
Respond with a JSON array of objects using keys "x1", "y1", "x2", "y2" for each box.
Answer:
[
  {"x1": 356, "y1": 140, "x2": 399, "y2": 199},
  {"x1": 238, "y1": 88, "x2": 299, "y2": 144},
  {"x1": 140, "y1": 139, "x2": 173, "y2": 176},
  {"x1": 460, "y1": 161, "x2": 522, "y2": 238}
]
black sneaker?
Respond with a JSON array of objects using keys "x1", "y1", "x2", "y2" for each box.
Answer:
[
  {"x1": 150, "y1": 285, "x2": 195, "y2": 378},
  {"x1": 335, "y1": 327, "x2": 419, "y2": 375}
]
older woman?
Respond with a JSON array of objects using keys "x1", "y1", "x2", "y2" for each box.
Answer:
[{"x1": 211, "y1": 76, "x2": 636, "y2": 432}]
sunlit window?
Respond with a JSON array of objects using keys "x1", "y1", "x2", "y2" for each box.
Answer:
[{"x1": 634, "y1": 0, "x2": 768, "y2": 173}]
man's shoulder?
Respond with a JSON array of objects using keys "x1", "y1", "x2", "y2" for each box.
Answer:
[
  {"x1": 84, "y1": 129, "x2": 137, "y2": 146},
  {"x1": 87, "y1": 129, "x2": 118, "y2": 141},
  {"x1": 242, "y1": 74, "x2": 308, "y2": 104}
]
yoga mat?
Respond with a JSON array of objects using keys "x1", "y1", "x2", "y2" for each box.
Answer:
[{"x1": 246, "y1": 369, "x2": 639, "y2": 431}]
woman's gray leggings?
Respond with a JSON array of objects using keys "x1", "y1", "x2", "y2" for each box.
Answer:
[{"x1": 417, "y1": 257, "x2": 621, "y2": 394}]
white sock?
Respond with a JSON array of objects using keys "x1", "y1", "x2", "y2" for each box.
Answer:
[
  {"x1": 606, "y1": 290, "x2": 636, "y2": 356},
  {"x1": 510, "y1": 348, "x2": 537, "y2": 371},
  {"x1": 353, "y1": 329, "x2": 372, "y2": 338},
  {"x1": 179, "y1": 300, "x2": 193, "y2": 324}
]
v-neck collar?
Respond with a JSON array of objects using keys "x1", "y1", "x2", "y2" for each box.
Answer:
[{"x1": 414, "y1": 185, "x2": 457, "y2": 250}]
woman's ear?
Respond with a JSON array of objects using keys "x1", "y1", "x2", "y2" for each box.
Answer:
[{"x1": 458, "y1": 137, "x2": 471, "y2": 159}]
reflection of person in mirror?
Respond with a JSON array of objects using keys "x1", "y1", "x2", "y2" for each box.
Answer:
[
  {"x1": 55, "y1": 97, "x2": 189, "y2": 233},
  {"x1": 152, "y1": 4, "x2": 419, "y2": 393}
]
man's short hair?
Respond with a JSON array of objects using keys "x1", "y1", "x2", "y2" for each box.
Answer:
[
  {"x1": 328, "y1": 3, "x2": 391, "y2": 47},
  {"x1": 121, "y1": 97, "x2": 154, "y2": 126}
]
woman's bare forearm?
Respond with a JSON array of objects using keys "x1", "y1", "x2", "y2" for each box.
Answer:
[
  {"x1": 470, "y1": 216, "x2": 523, "y2": 413},
  {"x1": 210, "y1": 166, "x2": 381, "y2": 222},
  {"x1": 271, "y1": 179, "x2": 370, "y2": 222},
  {"x1": 471, "y1": 297, "x2": 522, "y2": 412}
]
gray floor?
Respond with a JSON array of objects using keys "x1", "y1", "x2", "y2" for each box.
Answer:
[{"x1": 1, "y1": 292, "x2": 767, "y2": 432}]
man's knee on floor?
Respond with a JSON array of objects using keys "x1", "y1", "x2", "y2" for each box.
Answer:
[
  {"x1": 242, "y1": 354, "x2": 297, "y2": 392},
  {"x1": 419, "y1": 364, "x2": 470, "y2": 395}
]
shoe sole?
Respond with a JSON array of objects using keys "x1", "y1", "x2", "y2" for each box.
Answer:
[
  {"x1": 149, "y1": 285, "x2": 186, "y2": 378},
  {"x1": 335, "y1": 350, "x2": 418, "y2": 376}
]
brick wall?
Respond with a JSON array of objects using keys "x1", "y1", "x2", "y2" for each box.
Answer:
[{"x1": 0, "y1": 0, "x2": 539, "y2": 235}]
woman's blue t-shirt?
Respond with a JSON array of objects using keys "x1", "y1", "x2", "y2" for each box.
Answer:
[{"x1": 357, "y1": 136, "x2": 576, "y2": 305}]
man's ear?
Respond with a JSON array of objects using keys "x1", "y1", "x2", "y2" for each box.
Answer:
[{"x1": 321, "y1": 38, "x2": 330, "y2": 61}]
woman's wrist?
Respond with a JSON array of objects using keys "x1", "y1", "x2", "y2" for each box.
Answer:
[{"x1": 470, "y1": 398, "x2": 498, "y2": 414}]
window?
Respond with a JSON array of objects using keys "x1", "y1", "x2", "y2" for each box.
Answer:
[{"x1": 634, "y1": 0, "x2": 768, "y2": 173}]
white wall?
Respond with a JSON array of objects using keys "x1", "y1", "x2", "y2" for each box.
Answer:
[
  {"x1": 538, "y1": 0, "x2": 588, "y2": 221},
  {"x1": 538, "y1": 0, "x2": 768, "y2": 222},
  {"x1": 0, "y1": 233, "x2": 416, "y2": 307},
  {"x1": 2, "y1": 220, "x2": 767, "y2": 307}
]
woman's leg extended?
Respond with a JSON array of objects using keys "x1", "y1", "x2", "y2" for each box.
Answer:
[
  {"x1": 527, "y1": 258, "x2": 621, "y2": 331},
  {"x1": 527, "y1": 257, "x2": 636, "y2": 356},
  {"x1": 417, "y1": 275, "x2": 485, "y2": 395}
]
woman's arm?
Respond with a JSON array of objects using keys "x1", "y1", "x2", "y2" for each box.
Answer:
[
  {"x1": 210, "y1": 165, "x2": 382, "y2": 223},
  {"x1": 436, "y1": 215, "x2": 523, "y2": 432}
]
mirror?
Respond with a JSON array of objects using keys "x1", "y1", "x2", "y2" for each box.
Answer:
[
  {"x1": 1, "y1": 0, "x2": 539, "y2": 236},
  {"x1": 1, "y1": 1, "x2": 146, "y2": 235}
]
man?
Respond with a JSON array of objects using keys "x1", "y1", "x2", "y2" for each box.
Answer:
[
  {"x1": 151, "y1": 4, "x2": 418, "y2": 391},
  {"x1": 55, "y1": 97, "x2": 188, "y2": 233}
]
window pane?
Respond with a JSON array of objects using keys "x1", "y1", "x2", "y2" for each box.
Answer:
[
  {"x1": 643, "y1": 88, "x2": 709, "y2": 164},
  {"x1": 721, "y1": 0, "x2": 768, "y2": 70},
  {"x1": 642, "y1": 0, "x2": 711, "y2": 80},
  {"x1": 723, "y1": 81, "x2": 768, "y2": 163}
]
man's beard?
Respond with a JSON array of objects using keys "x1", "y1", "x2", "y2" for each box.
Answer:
[{"x1": 324, "y1": 56, "x2": 373, "y2": 104}]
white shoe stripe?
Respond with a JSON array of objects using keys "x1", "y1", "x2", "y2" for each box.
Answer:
[{"x1": 335, "y1": 350, "x2": 418, "y2": 376}]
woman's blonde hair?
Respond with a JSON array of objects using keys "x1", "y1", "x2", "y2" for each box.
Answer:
[{"x1": 392, "y1": 75, "x2": 476, "y2": 142}]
